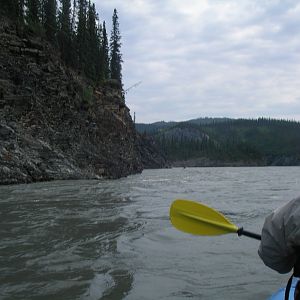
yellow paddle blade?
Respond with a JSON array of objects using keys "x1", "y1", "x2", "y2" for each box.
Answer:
[{"x1": 170, "y1": 199, "x2": 238, "y2": 236}]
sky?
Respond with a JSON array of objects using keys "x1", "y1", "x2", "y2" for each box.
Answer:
[{"x1": 95, "y1": 0, "x2": 300, "y2": 123}]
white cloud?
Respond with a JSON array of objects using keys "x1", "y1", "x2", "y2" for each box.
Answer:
[{"x1": 95, "y1": 0, "x2": 300, "y2": 123}]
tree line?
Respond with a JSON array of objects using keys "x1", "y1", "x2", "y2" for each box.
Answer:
[
  {"x1": 1, "y1": 0, "x2": 123, "y2": 85},
  {"x1": 150, "y1": 118, "x2": 300, "y2": 164}
]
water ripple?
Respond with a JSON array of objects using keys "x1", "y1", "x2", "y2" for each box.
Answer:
[{"x1": 1, "y1": 167, "x2": 300, "y2": 299}]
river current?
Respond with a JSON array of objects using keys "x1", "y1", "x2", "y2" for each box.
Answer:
[{"x1": 1, "y1": 167, "x2": 300, "y2": 300}]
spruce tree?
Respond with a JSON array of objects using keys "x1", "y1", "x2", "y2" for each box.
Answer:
[
  {"x1": 85, "y1": 2, "x2": 99, "y2": 80},
  {"x1": 97, "y1": 22, "x2": 103, "y2": 80},
  {"x1": 58, "y1": 0, "x2": 72, "y2": 65},
  {"x1": 18, "y1": 0, "x2": 25, "y2": 22},
  {"x1": 101, "y1": 21, "x2": 110, "y2": 80},
  {"x1": 40, "y1": 0, "x2": 46, "y2": 24},
  {"x1": 0, "y1": 0, "x2": 10, "y2": 15},
  {"x1": 69, "y1": 0, "x2": 77, "y2": 67},
  {"x1": 109, "y1": 8, "x2": 123, "y2": 84},
  {"x1": 26, "y1": 0, "x2": 41, "y2": 27},
  {"x1": 44, "y1": 0, "x2": 57, "y2": 42},
  {"x1": 77, "y1": 0, "x2": 87, "y2": 71},
  {"x1": 71, "y1": 0, "x2": 77, "y2": 33},
  {"x1": 0, "y1": 0, "x2": 21, "y2": 20}
]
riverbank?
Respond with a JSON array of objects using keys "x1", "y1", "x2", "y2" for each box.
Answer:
[{"x1": 171, "y1": 157, "x2": 265, "y2": 168}]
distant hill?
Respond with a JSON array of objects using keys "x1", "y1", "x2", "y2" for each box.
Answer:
[
  {"x1": 136, "y1": 118, "x2": 300, "y2": 167},
  {"x1": 136, "y1": 117, "x2": 230, "y2": 134}
]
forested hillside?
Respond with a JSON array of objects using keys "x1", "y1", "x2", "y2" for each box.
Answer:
[
  {"x1": 1, "y1": 0, "x2": 122, "y2": 85},
  {"x1": 136, "y1": 118, "x2": 300, "y2": 166}
]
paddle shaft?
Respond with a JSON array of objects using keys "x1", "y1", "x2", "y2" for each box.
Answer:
[{"x1": 237, "y1": 228, "x2": 261, "y2": 240}]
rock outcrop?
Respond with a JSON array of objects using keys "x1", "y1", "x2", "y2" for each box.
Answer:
[{"x1": 0, "y1": 18, "x2": 167, "y2": 184}]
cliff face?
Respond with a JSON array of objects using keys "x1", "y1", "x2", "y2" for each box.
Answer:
[{"x1": 0, "y1": 19, "x2": 167, "y2": 184}]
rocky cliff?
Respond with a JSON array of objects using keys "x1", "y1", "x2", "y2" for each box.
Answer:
[{"x1": 0, "y1": 18, "x2": 167, "y2": 184}]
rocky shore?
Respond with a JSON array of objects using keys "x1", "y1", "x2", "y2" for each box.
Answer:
[{"x1": 0, "y1": 18, "x2": 167, "y2": 185}]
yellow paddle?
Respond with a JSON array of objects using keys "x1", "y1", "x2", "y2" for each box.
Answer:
[{"x1": 170, "y1": 199, "x2": 261, "y2": 240}]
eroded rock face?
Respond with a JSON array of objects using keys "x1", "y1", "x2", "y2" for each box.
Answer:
[{"x1": 0, "y1": 18, "x2": 167, "y2": 184}]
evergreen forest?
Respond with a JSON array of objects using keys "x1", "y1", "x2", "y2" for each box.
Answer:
[
  {"x1": 136, "y1": 118, "x2": 300, "y2": 166},
  {"x1": 0, "y1": 0, "x2": 123, "y2": 86}
]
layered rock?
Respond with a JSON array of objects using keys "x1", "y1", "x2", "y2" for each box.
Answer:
[{"x1": 0, "y1": 18, "x2": 167, "y2": 184}]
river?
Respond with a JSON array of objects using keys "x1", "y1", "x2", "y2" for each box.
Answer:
[{"x1": 1, "y1": 167, "x2": 300, "y2": 300}]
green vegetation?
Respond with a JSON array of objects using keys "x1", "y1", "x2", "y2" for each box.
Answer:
[
  {"x1": 0, "y1": 0, "x2": 123, "y2": 86},
  {"x1": 137, "y1": 118, "x2": 300, "y2": 165},
  {"x1": 109, "y1": 9, "x2": 123, "y2": 84},
  {"x1": 44, "y1": 0, "x2": 57, "y2": 42},
  {"x1": 81, "y1": 86, "x2": 93, "y2": 108}
]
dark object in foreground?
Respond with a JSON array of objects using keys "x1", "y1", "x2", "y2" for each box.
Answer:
[
  {"x1": 237, "y1": 228, "x2": 261, "y2": 240},
  {"x1": 259, "y1": 196, "x2": 300, "y2": 300}
]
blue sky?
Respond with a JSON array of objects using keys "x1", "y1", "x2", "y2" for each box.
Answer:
[{"x1": 95, "y1": 0, "x2": 300, "y2": 123}]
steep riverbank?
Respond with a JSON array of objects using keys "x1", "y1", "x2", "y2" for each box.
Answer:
[{"x1": 0, "y1": 18, "x2": 167, "y2": 184}]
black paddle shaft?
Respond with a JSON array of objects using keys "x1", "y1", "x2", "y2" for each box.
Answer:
[{"x1": 237, "y1": 228, "x2": 261, "y2": 240}]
